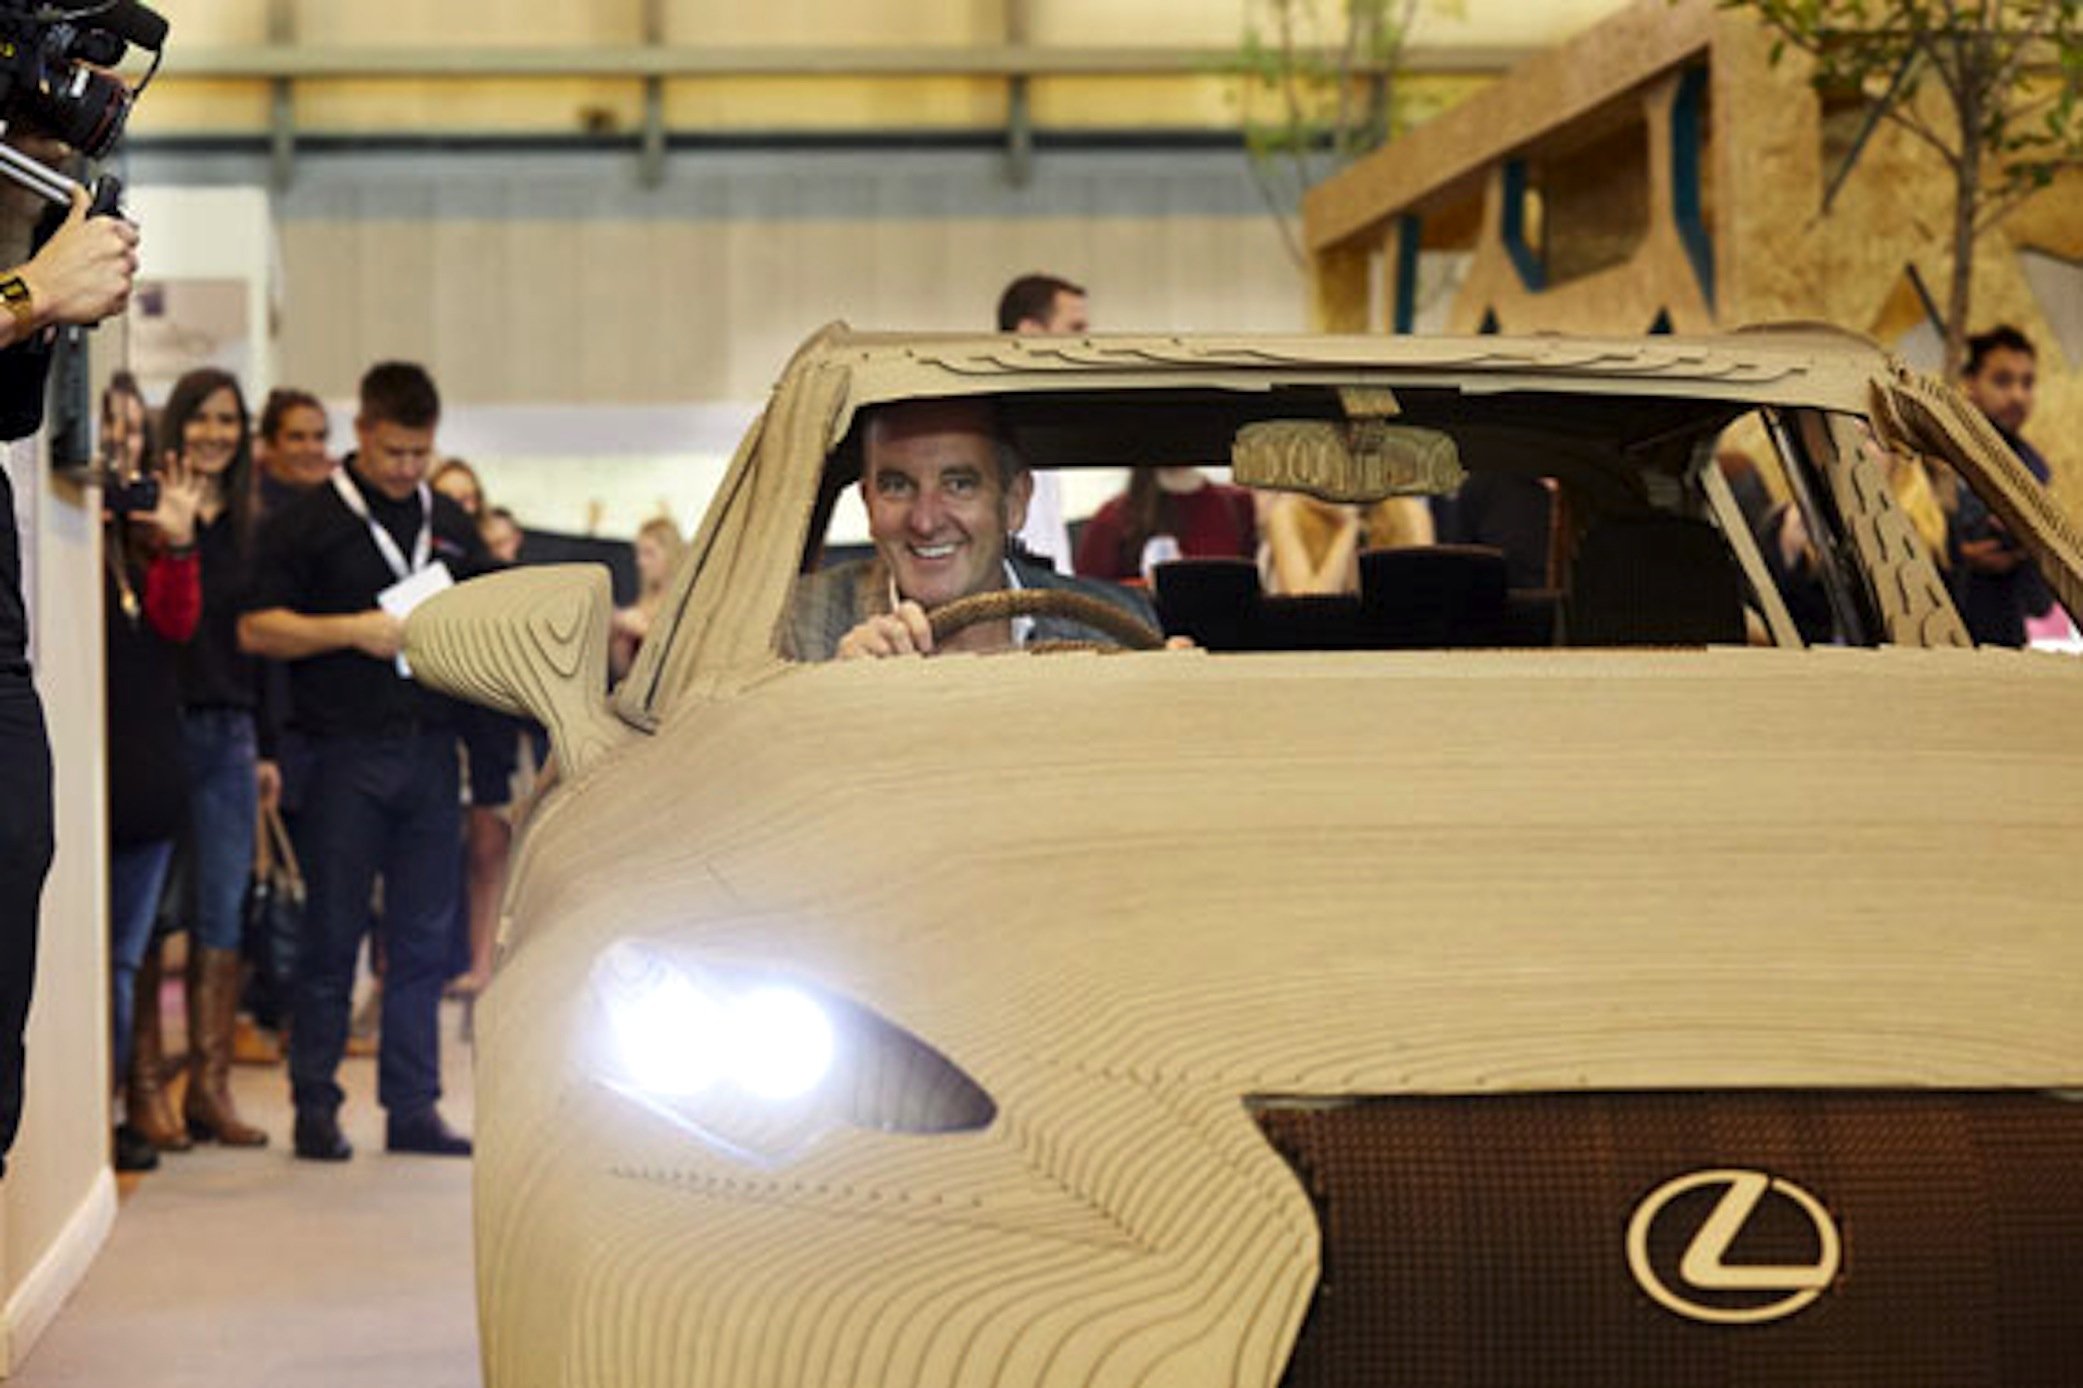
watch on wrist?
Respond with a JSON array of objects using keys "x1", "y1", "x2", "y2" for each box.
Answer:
[{"x1": 0, "y1": 275, "x2": 34, "y2": 335}]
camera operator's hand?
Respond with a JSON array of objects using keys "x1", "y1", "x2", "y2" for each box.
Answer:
[
  {"x1": 144, "y1": 448, "x2": 205, "y2": 550},
  {"x1": 12, "y1": 186, "x2": 138, "y2": 340}
]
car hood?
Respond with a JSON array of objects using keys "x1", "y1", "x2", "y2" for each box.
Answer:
[{"x1": 513, "y1": 644, "x2": 2083, "y2": 1099}]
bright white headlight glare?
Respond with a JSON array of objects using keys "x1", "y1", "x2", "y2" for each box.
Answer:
[
  {"x1": 595, "y1": 942, "x2": 836, "y2": 1103},
  {"x1": 728, "y1": 986, "x2": 837, "y2": 1101}
]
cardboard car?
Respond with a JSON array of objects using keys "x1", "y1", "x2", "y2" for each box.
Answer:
[{"x1": 407, "y1": 327, "x2": 2083, "y2": 1388}]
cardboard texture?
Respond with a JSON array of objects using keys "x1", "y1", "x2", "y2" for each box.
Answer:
[{"x1": 403, "y1": 327, "x2": 2082, "y2": 1388}]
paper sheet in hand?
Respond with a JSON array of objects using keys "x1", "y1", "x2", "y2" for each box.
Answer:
[{"x1": 377, "y1": 561, "x2": 454, "y2": 677}]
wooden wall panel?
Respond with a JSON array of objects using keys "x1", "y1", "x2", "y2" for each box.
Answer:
[
  {"x1": 661, "y1": 0, "x2": 999, "y2": 46},
  {"x1": 293, "y1": 80, "x2": 645, "y2": 135},
  {"x1": 269, "y1": 168, "x2": 1304, "y2": 407},
  {"x1": 135, "y1": 81, "x2": 274, "y2": 134},
  {"x1": 661, "y1": 78, "x2": 1005, "y2": 131},
  {"x1": 131, "y1": 0, "x2": 1644, "y2": 138},
  {"x1": 1709, "y1": 11, "x2": 1820, "y2": 327},
  {"x1": 296, "y1": 0, "x2": 641, "y2": 44},
  {"x1": 156, "y1": 0, "x2": 269, "y2": 44},
  {"x1": 146, "y1": 0, "x2": 1643, "y2": 52}
]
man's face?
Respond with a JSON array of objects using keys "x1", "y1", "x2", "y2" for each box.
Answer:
[
  {"x1": 1964, "y1": 346, "x2": 2036, "y2": 435},
  {"x1": 266, "y1": 404, "x2": 332, "y2": 487},
  {"x1": 862, "y1": 402, "x2": 1032, "y2": 610},
  {"x1": 1021, "y1": 290, "x2": 1089, "y2": 335},
  {"x1": 354, "y1": 416, "x2": 438, "y2": 502}
]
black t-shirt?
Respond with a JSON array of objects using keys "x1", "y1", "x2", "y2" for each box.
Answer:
[
  {"x1": 105, "y1": 556, "x2": 189, "y2": 846},
  {"x1": 176, "y1": 508, "x2": 259, "y2": 711},
  {"x1": 245, "y1": 458, "x2": 490, "y2": 737},
  {"x1": 0, "y1": 470, "x2": 27, "y2": 675}
]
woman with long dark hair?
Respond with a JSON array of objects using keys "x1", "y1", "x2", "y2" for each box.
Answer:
[
  {"x1": 1073, "y1": 467, "x2": 1257, "y2": 583},
  {"x1": 160, "y1": 367, "x2": 269, "y2": 1148},
  {"x1": 101, "y1": 374, "x2": 207, "y2": 1169}
]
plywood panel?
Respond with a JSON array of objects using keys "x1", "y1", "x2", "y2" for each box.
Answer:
[
  {"x1": 280, "y1": 211, "x2": 1305, "y2": 405},
  {"x1": 293, "y1": 79, "x2": 644, "y2": 134},
  {"x1": 1304, "y1": 0, "x2": 1717, "y2": 252},
  {"x1": 663, "y1": 0, "x2": 999, "y2": 46},
  {"x1": 1029, "y1": 0, "x2": 1636, "y2": 48},
  {"x1": 1710, "y1": 11, "x2": 1822, "y2": 326},
  {"x1": 130, "y1": 81, "x2": 274, "y2": 136},
  {"x1": 2005, "y1": 170, "x2": 2083, "y2": 260},
  {"x1": 152, "y1": 0, "x2": 270, "y2": 44},
  {"x1": 297, "y1": 0, "x2": 641, "y2": 44},
  {"x1": 663, "y1": 77, "x2": 1006, "y2": 130},
  {"x1": 150, "y1": 0, "x2": 1641, "y2": 52}
]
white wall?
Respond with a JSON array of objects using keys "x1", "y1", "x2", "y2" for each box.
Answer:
[{"x1": 125, "y1": 186, "x2": 276, "y2": 405}]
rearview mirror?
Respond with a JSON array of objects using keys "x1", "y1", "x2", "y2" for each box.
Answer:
[{"x1": 1232, "y1": 421, "x2": 1464, "y2": 503}]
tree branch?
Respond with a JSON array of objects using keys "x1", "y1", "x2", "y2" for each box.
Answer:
[
  {"x1": 1987, "y1": 0, "x2": 2064, "y2": 98},
  {"x1": 1882, "y1": 93, "x2": 1966, "y2": 169},
  {"x1": 1273, "y1": 1, "x2": 1317, "y2": 193}
]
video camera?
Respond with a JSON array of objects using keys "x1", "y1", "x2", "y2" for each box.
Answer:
[
  {"x1": 0, "y1": 0, "x2": 167, "y2": 162},
  {"x1": 0, "y1": 0, "x2": 169, "y2": 451}
]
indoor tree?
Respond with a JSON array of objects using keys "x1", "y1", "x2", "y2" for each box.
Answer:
[
  {"x1": 1727, "y1": 0, "x2": 2083, "y2": 374},
  {"x1": 1231, "y1": 0, "x2": 1457, "y2": 268}
]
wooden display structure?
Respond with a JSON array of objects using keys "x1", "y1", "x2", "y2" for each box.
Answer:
[{"x1": 1302, "y1": 0, "x2": 2083, "y2": 509}]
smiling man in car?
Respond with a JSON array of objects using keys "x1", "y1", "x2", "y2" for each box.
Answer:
[{"x1": 787, "y1": 397, "x2": 1159, "y2": 660}]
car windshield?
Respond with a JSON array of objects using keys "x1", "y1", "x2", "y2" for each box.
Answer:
[{"x1": 784, "y1": 385, "x2": 1880, "y2": 658}]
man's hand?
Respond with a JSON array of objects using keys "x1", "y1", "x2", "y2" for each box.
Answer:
[
  {"x1": 836, "y1": 601, "x2": 935, "y2": 660},
  {"x1": 351, "y1": 610, "x2": 406, "y2": 661},
  {"x1": 144, "y1": 449, "x2": 205, "y2": 549},
  {"x1": 17, "y1": 186, "x2": 139, "y2": 331}
]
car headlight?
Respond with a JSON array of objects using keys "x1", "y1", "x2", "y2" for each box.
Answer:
[{"x1": 589, "y1": 939, "x2": 993, "y2": 1167}]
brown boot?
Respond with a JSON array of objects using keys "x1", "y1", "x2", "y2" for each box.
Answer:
[
  {"x1": 183, "y1": 946, "x2": 269, "y2": 1147},
  {"x1": 125, "y1": 944, "x2": 191, "y2": 1152}
]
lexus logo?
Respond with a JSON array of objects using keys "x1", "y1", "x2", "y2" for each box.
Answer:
[{"x1": 1626, "y1": 1169, "x2": 1842, "y2": 1325}]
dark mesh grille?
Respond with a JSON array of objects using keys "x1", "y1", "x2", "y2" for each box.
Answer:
[{"x1": 1255, "y1": 1091, "x2": 2083, "y2": 1388}]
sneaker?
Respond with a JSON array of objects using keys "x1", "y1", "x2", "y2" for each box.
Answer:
[{"x1": 385, "y1": 1108, "x2": 472, "y2": 1157}]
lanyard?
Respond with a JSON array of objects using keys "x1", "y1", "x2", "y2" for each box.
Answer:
[{"x1": 331, "y1": 466, "x2": 431, "y2": 583}]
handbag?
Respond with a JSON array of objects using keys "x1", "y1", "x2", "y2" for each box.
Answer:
[{"x1": 240, "y1": 803, "x2": 305, "y2": 1006}]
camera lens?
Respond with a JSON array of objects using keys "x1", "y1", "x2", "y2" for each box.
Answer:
[{"x1": 29, "y1": 68, "x2": 130, "y2": 160}]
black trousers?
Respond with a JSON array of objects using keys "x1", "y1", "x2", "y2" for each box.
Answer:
[
  {"x1": 0, "y1": 673, "x2": 53, "y2": 1176},
  {"x1": 289, "y1": 731, "x2": 459, "y2": 1117}
]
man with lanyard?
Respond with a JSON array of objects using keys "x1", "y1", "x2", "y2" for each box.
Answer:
[
  {"x1": 240, "y1": 361, "x2": 486, "y2": 1159},
  {"x1": 786, "y1": 397, "x2": 1158, "y2": 660}
]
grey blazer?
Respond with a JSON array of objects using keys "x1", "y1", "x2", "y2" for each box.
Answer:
[{"x1": 784, "y1": 556, "x2": 1159, "y2": 661}]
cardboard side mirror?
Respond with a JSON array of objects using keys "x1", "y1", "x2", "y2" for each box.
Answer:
[{"x1": 404, "y1": 564, "x2": 632, "y2": 781}]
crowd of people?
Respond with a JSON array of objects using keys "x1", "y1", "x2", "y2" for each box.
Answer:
[{"x1": 97, "y1": 361, "x2": 684, "y2": 1173}]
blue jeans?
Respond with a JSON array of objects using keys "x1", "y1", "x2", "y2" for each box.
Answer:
[
  {"x1": 108, "y1": 838, "x2": 174, "y2": 1084},
  {"x1": 290, "y1": 732, "x2": 460, "y2": 1117},
  {"x1": 180, "y1": 708, "x2": 258, "y2": 954}
]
